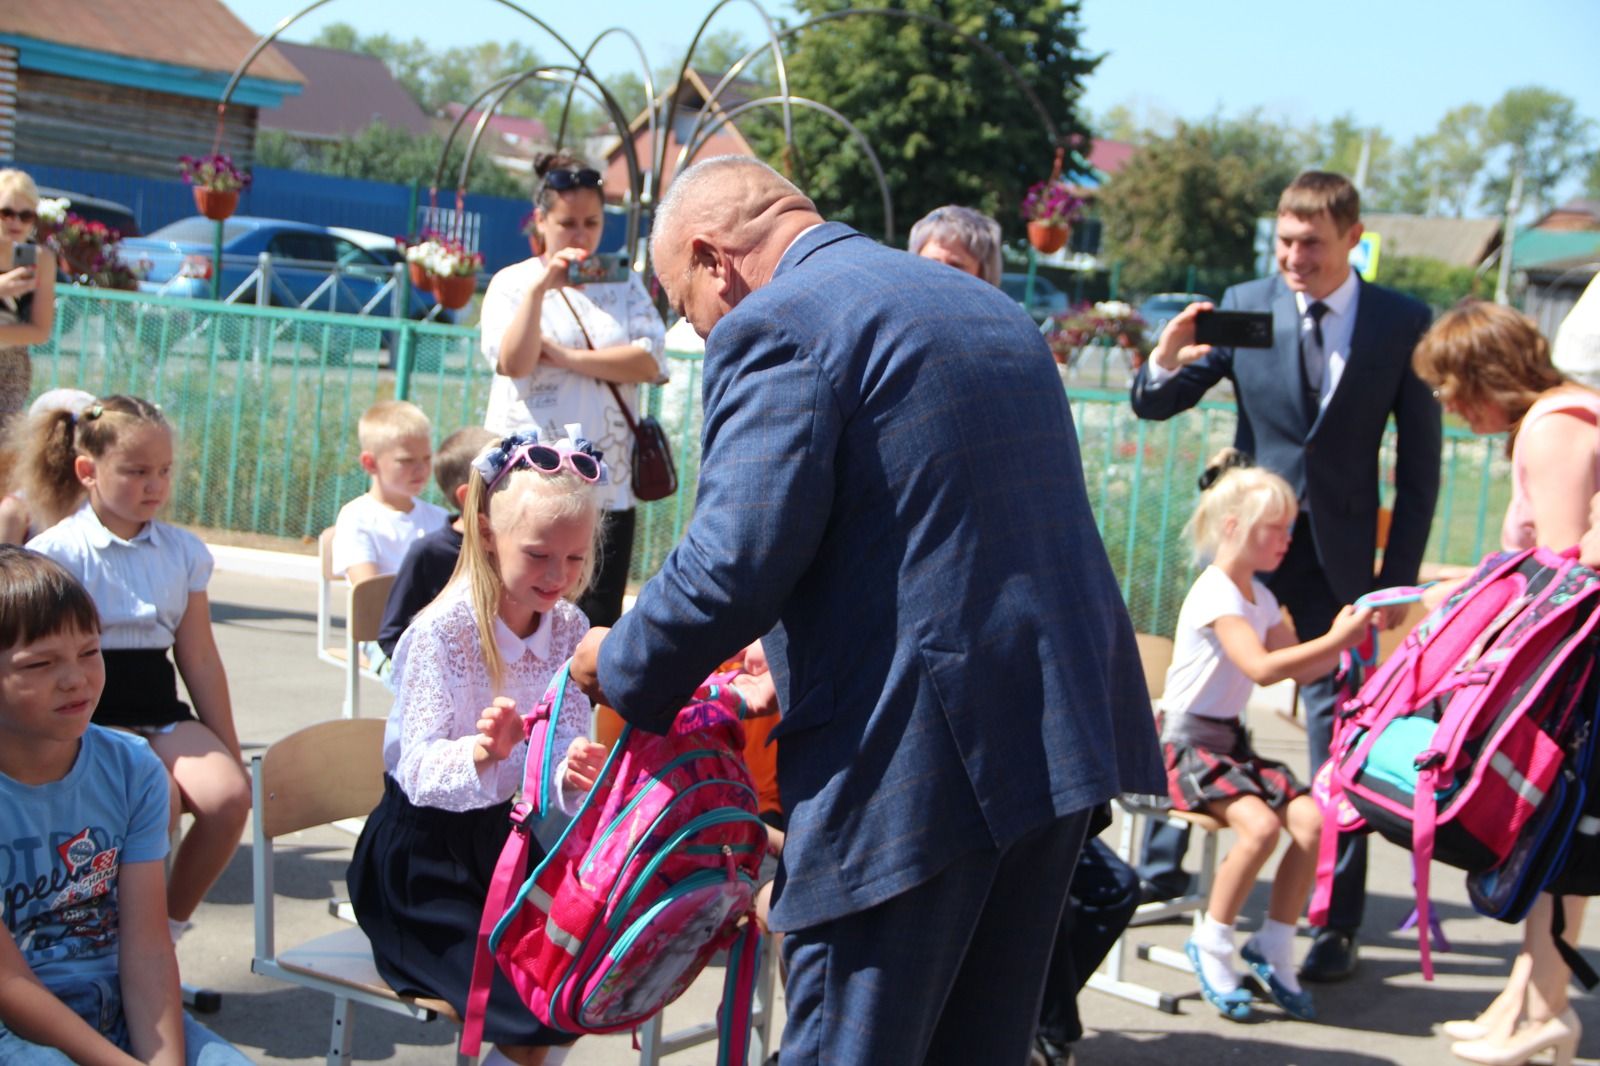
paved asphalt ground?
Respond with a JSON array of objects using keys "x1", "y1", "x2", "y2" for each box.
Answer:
[{"x1": 173, "y1": 561, "x2": 1598, "y2": 1065}]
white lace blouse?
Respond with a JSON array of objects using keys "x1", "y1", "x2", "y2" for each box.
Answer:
[{"x1": 382, "y1": 582, "x2": 592, "y2": 812}]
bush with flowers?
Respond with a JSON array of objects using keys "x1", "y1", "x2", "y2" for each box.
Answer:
[
  {"x1": 36, "y1": 196, "x2": 71, "y2": 244},
  {"x1": 1042, "y1": 301, "x2": 1149, "y2": 364},
  {"x1": 47, "y1": 211, "x2": 145, "y2": 290}
]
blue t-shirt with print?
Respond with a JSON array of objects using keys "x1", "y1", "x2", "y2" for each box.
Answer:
[{"x1": 0, "y1": 727, "x2": 169, "y2": 994}]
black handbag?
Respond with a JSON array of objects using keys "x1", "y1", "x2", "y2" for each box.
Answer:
[{"x1": 557, "y1": 289, "x2": 677, "y2": 501}]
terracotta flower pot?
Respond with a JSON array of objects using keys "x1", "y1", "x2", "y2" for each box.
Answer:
[
  {"x1": 409, "y1": 261, "x2": 434, "y2": 293},
  {"x1": 1027, "y1": 221, "x2": 1070, "y2": 254},
  {"x1": 432, "y1": 272, "x2": 477, "y2": 310},
  {"x1": 61, "y1": 246, "x2": 100, "y2": 278},
  {"x1": 193, "y1": 187, "x2": 239, "y2": 222}
]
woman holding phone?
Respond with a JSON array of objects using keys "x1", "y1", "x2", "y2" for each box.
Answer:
[
  {"x1": 0, "y1": 168, "x2": 57, "y2": 428},
  {"x1": 478, "y1": 152, "x2": 666, "y2": 626}
]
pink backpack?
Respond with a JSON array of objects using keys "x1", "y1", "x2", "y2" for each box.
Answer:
[
  {"x1": 1311, "y1": 547, "x2": 1600, "y2": 978},
  {"x1": 460, "y1": 663, "x2": 770, "y2": 1059}
]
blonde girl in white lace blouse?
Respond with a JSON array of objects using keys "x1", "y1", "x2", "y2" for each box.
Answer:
[
  {"x1": 479, "y1": 153, "x2": 667, "y2": 629},
  {"x1": 347, "y1": 428, "x2": 612, "y2": 1066}
]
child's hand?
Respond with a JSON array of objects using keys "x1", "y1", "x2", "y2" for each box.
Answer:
[
  {"x1": 563, "y1": 738, "x2": 608, "y2": 792},
  {"x1": 1328, "y1": 603, "x2": 1376, "y2": 649},
  {"x1": 474, "y1": 697, "x2": 522, "y2": 765}
]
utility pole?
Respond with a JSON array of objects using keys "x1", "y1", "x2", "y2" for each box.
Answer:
[
  {"x1": 1353, "y1": 129, "x2": 1373, "y2": 194},
  {"x1": 1494, "y1": 163, "x2": 1524, "y2": 306}
]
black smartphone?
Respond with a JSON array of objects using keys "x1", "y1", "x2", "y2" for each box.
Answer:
[
  {"x1": 1194, "y1": 309, "x2": 1273, "y2": 349},
  {"x1": 571, "y1": 252, "x2": 631, "y2": 285},
  {"x1": 3, "y1": 242, "x2": 36, "y2": 270}
]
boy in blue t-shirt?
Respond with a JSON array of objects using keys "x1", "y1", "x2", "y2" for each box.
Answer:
[{"x1": 0, "y1": 546, "x2": 249, "y2": 1065}]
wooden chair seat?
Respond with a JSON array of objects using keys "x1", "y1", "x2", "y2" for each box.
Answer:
[
  {"x1": 1167, "y1": 808, "x2": 1223, "y2": 834},
  {"x1": 275, "y1": 926, "x2": 458, "y2": 1022}
]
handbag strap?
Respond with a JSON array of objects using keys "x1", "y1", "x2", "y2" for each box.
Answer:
[{"x1": 555, "y1": 288, "x2": 648, "y2": 444}]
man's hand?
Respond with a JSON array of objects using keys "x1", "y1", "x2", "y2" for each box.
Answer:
[
  {"x1": 730, "y1": 670, "x2": 780, "y2": 718},
  {"x1": 570, "y1": 627, "x2": 610, "y2": 705},
  {"x1": 1582, "y1": 492, "x2": 1600, "y2": 568},
  {"x1": 1148, "y1": 301, "x2": 1215, "y2": 372}
]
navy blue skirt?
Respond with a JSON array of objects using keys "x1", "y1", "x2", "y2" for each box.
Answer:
[{"x1": 347, "y1": 776, "x2": 575, "y2": 1048}]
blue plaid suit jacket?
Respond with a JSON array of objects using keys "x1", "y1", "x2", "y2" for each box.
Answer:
[{"x1": 598, "y1": 223, "x2": 1164, "y2": 930}]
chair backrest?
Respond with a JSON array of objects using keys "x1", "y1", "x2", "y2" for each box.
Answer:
[
  {"x1": 349, "y1": 574, "x2": 396, "y2": 643},
  {"x1": 257, "y1": 718, "x2": 387, "y2": 839},
  {"x1": 1135, "y1": 633, "x2": 1175, "y2": 703},
  {"x1": 318, "y1": 527, "x2": 336, "y2": 583}
]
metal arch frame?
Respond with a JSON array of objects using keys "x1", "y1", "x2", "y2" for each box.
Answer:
[
  {"x1": 212, "y1": 0, "x2": 595, "y2": 152},
  {"x1": 676, "y1": 6, "x2": 1092, "y2": 198},
  {"x1": 685, "y1": 96, "x2": 896, "y2": 243},
  {"x1": 451, "y1": 66, "x2": 645, "y2": 257},
  {"x1": 557, "y1": 28, "x2": 658, "y2": 210},
  {"x1": 657, "y1": 0, "x2": 794, "y2": 201}
]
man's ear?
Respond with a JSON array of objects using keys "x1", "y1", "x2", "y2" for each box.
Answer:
[{"x1": 689, "y1": 235, "x2": 732, "y2": 295}]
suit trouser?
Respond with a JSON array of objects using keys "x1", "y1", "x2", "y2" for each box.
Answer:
[
  {"x1": 1038, "y1": 837, "x2": 1141, "y2": 1046},
  {"x1": 778, "y1": 811, "x2": 1091, "y2": 1066},
  {"x1": 1138, "y1": 515, "x2": 1367, "y2": 931}
]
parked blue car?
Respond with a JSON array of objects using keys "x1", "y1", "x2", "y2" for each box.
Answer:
[{"x1": 122, "y1": 216, "x2": 443, "y2": 320}]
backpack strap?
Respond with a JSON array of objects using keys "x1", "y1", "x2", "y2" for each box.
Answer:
[
  {"x1": 714, "y1": 918, "x2": 764, "y2": 1066},
  {"x1": 525, "y1": 662, "x2": 576, "y2": 819},
  {"x1": 460, "y1": 820, "x2": 535, "y2": 1056},
  {"x1": 1551, "y1": 894, "x2": 1600, "y2": 990}
]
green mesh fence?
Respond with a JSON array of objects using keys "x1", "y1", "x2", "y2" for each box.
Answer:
[{"x1": 38, "y1": 288, "x2": 1502, "y2": 636}]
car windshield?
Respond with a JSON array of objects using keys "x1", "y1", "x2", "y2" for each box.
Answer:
[
  {"x1": 1001, "y1": 275, "x2": 1063, "y2": 301},
  {"x1": 149, "y1": 219, "x2": 252, "y2": 245}
]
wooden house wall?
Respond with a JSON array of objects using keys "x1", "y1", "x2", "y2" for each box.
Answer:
[{"x1": 14, "y1": 69, "x2": 256, "y2": 179}]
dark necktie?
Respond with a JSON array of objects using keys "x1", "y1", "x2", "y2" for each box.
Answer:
[{"x1": 1301, "y1": 300, "x2": 1330, "y2": 417}]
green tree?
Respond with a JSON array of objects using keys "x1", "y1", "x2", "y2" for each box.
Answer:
[
  {"x1": 742, "y1": 0, "x2": 1098, "y2": 243},
  {"x1": 1310, "y1": 113, "x2": 1396, "y2": 208},
  {"x1": 1586, "y1": 150, "x2": 1600, "y2": 201},
  {"x1": 1481, "y1": 86, "x2": 1595, "y2": 217},
  {"x1": 1096, "y1": 113, "x2": 1300, "y2": 294},
  {"x1": 1376, "y1": 255, "x2": 1486, "y2": 312}
]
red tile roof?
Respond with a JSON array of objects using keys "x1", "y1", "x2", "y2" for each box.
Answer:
[
  {"x1": 0, "y1": 0, "x2": 302, "y2": 83},
  {"x1": 261, "y1": 42, "x2": 431, "y2": 138}
]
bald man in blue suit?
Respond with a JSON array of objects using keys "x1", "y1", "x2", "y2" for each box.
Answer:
[{"x1": 569, "y1": 157, "x2": 1164, "y2": 1066}]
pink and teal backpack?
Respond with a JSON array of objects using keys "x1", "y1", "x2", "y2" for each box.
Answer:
[
  {"x1": 1312, "y1": 547, "x2": 1600, "y2": 979},
  {"x1": 460, "y1": 662, "x2": 770, "y2": 1059}
]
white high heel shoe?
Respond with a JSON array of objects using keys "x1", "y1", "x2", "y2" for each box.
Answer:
[{"x1": 1450, "y1": 1007, "x2": 1580, "y2": 1066}]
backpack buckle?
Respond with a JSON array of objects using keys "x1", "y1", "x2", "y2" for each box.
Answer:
[
  {"x1": 509, "y1": 801, "x2": 533, "y2": 834},
  {"x1": 1414, "y1": 749, "x2": 1445, "y2": 772}
]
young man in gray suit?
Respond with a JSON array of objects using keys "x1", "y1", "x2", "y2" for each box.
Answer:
[
  {"x1": 1130, "y1": 171, "x2": 1441, "y2": 982},
  {"x1": 569, "y1": 157, "x2": 1164, "y2": 1065}
]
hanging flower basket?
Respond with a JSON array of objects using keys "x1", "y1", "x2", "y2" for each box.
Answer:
[
  {"x1": 1027, "y1": 221, "x2": 1071, "y2": 254},
  {"x1": 1021, "y1": 177, "x2": 1084, "y2": 255},
  {"x1": 179, "y1": 154, "x2": 250, "y2": 221},
  {"x1": 408, "y1": 261, "x2": 434, "y2": 293},
  {"x1": 433, "y1": 272, "x2": 477, "y2": 310},
  {"x1": 193, "y1": 187, "x2": 239, "y2": 221}
]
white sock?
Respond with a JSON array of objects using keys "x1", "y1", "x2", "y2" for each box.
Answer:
[
  {"x1": 168, "y1": 918, "x2": 193, "y2": 946},
  {"x1": 1193, "y1": 914, "x2": 1240, "y2": 993},
  {"x1": 482, "y1": 1047, "x2": 570, "y2": 1066},
  {"x1": 1248, "y1": 918, "x2": 1302, "y2": 994},
  {"x1": 542, "y1": 1047, "x2": 572, "y2": 1065}
]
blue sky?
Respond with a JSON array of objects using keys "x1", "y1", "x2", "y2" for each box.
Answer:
[{"x1": 225, "y1": 0, "x2": 1599, "y2": 150}]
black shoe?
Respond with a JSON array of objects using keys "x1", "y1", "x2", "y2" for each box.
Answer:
[
  {"x1": 1032, "y1": 1034, "x2": 1075, "y2": 1066},
  {"x1": 1299, "y1": 927, "x2": 1359, "y2": 983},
  {"x1": 1137, "y1": 874, "x2": 1197, "y2": 906}
]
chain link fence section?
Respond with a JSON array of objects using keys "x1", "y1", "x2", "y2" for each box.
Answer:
[{"x1": 37, "y1": 289, "x2": 1502, "y2": 635}]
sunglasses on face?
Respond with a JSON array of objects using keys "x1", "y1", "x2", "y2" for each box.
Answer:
[
  {"x1": 486, "y1": 442, "x2": 602, "y2": 492},
  {"x1": 541, "y1": 168, "x2": 603, "y2": 194},
  {"x1": 0, "y1": 208, "x2": 37, "y2": 224}
]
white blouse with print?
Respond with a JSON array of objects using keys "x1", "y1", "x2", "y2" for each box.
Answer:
[{"x1": 479, "y1": 260, "x2": 668, "y2": 512}]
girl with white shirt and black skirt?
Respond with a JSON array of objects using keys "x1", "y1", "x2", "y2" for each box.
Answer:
[
  {"x1": 478, "y1": 153, "x2": 668, "y2": 627},
  {"x1": 24, "y1": 395, "x2": 250, "y2": 946}
]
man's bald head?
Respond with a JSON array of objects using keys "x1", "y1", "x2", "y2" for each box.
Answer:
[
  {"x1": 650, "y1": 156, "x2": 825, "y2": 338},
  {"x1": 651, "y1": 156, "x2": 816, "y2": 265}
]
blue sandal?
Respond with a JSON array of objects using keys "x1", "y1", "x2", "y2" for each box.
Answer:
[
  {"x1": 1240, "y1": 941, "x2": 1316, "y2": 1020},
  {"x1": 1185, "y1": 939, "x2": 1253, "y2": 1021}
]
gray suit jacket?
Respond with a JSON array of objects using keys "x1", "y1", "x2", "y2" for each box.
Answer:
[
  {"x1": 1130, "y1": 274, "x2": 1440, "y2": 602},
  {"x1": 598, "y1": 223, "x2": 1164, "y2": 930}
]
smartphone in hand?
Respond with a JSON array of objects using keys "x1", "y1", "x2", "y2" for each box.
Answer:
[
  {"x1": 1194, "y1": 310, "x2": 1273, "y2": 349},
  {"x1": 571, "y1": 252, "x2": 631, "y2": 286}
]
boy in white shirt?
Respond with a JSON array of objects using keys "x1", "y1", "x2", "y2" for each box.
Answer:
[{"x1": 332, "y1": 400, "x2": 450, "y2": 583}]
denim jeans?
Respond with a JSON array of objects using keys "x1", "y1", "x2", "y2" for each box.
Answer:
[{"x1": 0, "y1": 977, "x2": 251, "y2": 1065}]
